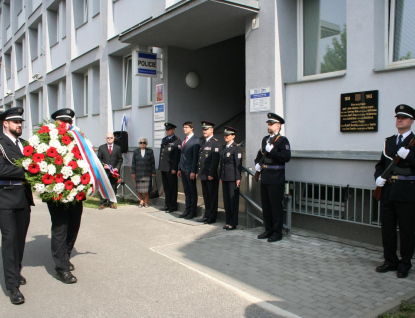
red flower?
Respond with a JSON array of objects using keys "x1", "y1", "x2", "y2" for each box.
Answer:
[
  {"x1": 61, "y1": 135, "x2": 71, "y2": 145},
  {"x1": 72, "y1": 146, "x2": 80, "y2": 155},
  {"x1": 38, "y1": 126, "x2": 50, "y2": 134},
  {"x1": 55, "y1": 155, "x2": 63, "y2": 166},
  {"x1": 76, "y1": 192, "x2": 85, "y2": 201},
  {"x1": 42, "y1": 174, "x2": 54, "y2": 185},
  {"x1": 81, "y1": 173, "x2": 91, "y2": 185},
  {"x1": 58, "y1": 121, "x2": 67, "y2": 129},
  {"x1": 53, "y1": 193, "x2": 63, "y2": 201},
  {"x1": 54, "y1": 174, "x2": 64, "y2": 183},
  {"x1": 28, "y1": 162, "x2": 40, "y2": 174},
  {"x1": 73, "y1": 152, "x2": 83, "y2": 160},
  {"x1": 23, "y1": 145, "x2": 34, "y2": 157},
  {"x1": 65, "y1": 180, "x2": 74, "y2": 190},
  {"x1": 57, "y1": 127, "x2": 67, "y2": 135},
  {"x1": 68, "y1": 161, "x2": 78, "y2": 170},
  {"x1": 46, "y1": 147, "x2": 58, "y2": 158},
  {"x1": 32, "y1": 153, "x2": 45, "y2": 163}
]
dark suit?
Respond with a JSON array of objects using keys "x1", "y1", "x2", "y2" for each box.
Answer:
[
  {"x1": 375, "y1": 132, "x2": 415, "y2": 271},
  {"x1": 254, "y1": 134, "x2": 291, "y2": 237},
  {"x1": 220, "y1": 143, "x2": 243, "y2": 227},
  {"x1": 197, "y1": 136, "x2": 221, "y2": 221},
  {"x1": 97, "y1": 143, "x2": 123, "y2": 205},
  {"x1": 132, "y1": 148, "x2": 155, "y2": 192},
  {"x1": 0, "y1": 135, "x2": 34, "y2": 289},
  {"x1": 179, "y1": 135, "x2": 201, "y2": 216},
  {"x1": 159, "y1": 135, "x2": 181, "y2": 211}
]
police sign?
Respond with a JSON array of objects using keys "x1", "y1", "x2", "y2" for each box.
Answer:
[{"x1": 137, "y1": 52, "x2": 157, "y2": 77}]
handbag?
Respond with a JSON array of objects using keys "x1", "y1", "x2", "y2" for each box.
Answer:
[{"x1": 149, "y1": 176, "x2": 159, "y2": 199}]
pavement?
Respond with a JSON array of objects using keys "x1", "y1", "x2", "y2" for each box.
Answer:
[{"x1": 1, "y1": 199, "x2": 415, "y2": 317}]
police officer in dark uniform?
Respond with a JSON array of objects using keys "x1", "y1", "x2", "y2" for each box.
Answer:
[
  {"x1": 196, "y1": 121, "x2": 221, "y2": 224},
  {"x1": 254, "y1": 113, "x2": 291, "y2": 242},
  {"x1": 0, "y1": 107, "x2": 34, "y2": 304},
  {"x1": 159, "y1": 123, "x2": 181, "y2": 213},
  {"x1": 47, "y1": 108, "x2": 82, "y2": 284},
  {"x1": 375, "y1": 104, "x2": 415, "y2": 278},
  {"x1": 219, "y1": 127, "x2": 243, "y2": 230}
]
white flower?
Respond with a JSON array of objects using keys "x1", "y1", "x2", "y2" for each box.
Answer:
[
  {"x1": 49, "y1": 139, "x2": 61, "y2": 148},
  {"x1": 67, "y1": 142, "x2": 75, "y2": 151},
  {"x1": 67, "y1": 195, "x2": 75, "y2": 202},
  {"x1": 36, "y1": 143, "x2": 49, "y2": 153},
  {"x1": 57, "y1": 145, "x2": 68, "y2": 156},
  {"x1": 62, "y1": 199, "x2": 68, "y2": 203},
  {"x1": 49, "y1": 129, "x2": 59, "y2": 137},
  {"x1": 53, "y1": 183, "x2": 65, "y2": 194},
  {"x1": 48, "y1": 123, "x2": 56, "y2": 130},
  {"x1": 29, "y1": 135, "x2": 40, "y2": 147},
  {"x1": 63, "y1": 153, "x2": 74, "y2": 165},
  {"x1": 71, "y1": 175, "x2": 81, "y2": 185},
  {"x1": 22, "y1": 158, "x2": 32, "y2": 170},
  {"x1": 87, "y1": 187, "x2": 93, "y2": 195},
  {"x1": 34, "y1": 183, "x2": 46, "y2": 193},
  {"x1": 77, "y1": 160, "x2": 86, "y2": 169},
  {"x1": 76, "y1": 185, "x2": 85, "y2": 191},
  {"x1": 47, "y1": 164, "x2": 56, "y2": 175},
  {"x1": 39, "y1": 161, "x2": 48, "y2": 173},
  {"x1": 69, "y1": 189, "x2": 78, "y2": 197},
  {"x1": 61, "y1": 166, "x2": 73, "y2": 179},
  {"x1": 45, "y1": 185, "x2": 54, "y2": 193},
  {"x1": 82, "y1": 166, "x2": 90, "y2": 174},
  {"x1": 50, "y1": 134, "x2": 59, "y2": 141}
]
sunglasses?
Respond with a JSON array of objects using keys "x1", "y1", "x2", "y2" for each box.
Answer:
[{"x1": 139, "y1": 142, "x2": 147, "y2": 144}]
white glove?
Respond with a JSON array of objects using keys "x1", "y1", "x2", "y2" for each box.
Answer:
[
  {"x1": 376, "y1": 176, "x2": 386, "y2": 187},
  {"x1": 397, "y1": 147, "x2": 410, "y2": 159},
  {"x1": 265, "y1": 144, "x2": 274, "y2": 152},
  {"x1": 255, "y1": 163, "x2": 262, "y2": 172}
]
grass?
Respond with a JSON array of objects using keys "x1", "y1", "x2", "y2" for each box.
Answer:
[
  {"x1": 83, "y1": 195, "x2": 138, "y2": 209},
  {"x1": 379, "y1": 301, "x2": 415, "y2": 318}
]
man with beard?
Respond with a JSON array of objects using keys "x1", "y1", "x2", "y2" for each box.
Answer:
[{"x1": 0, "y1": 107, "x2": 34, "y2": 304}]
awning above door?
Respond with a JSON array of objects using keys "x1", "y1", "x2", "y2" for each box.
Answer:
[{"x1": 119, "y1": 0, "x2": 259, "y2": 50}]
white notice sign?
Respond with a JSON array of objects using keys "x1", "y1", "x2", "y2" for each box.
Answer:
[
  {"x1": 154, "y1": 130, "x2": 165, "y2": 140},
  {"x1": 154, "y1": 122, "x2": 165, "y2": 131},
  {"x1": 154, "y1": 104, "x2": 165, "y2": 121},
  {"x1": 250, "y1": 87, "x2": 271, "y2": 112}
]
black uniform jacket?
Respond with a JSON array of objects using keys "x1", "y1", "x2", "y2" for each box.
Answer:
[
  {"x1": 254, "y1": 134, "x2": 291, "y2": 185},
  {"x1": 219, "y1": 143, "x2": 243, "y2": 182},
  {"x1": 159, "y1": 135, "x2": 181, "y2": 172},
  {"x1": 179, "y1": 135, "x2": 201, "y2": 174},
  {"x1": 197, "y1": 136, "x2": 221, "y2": 180},
  {"x1": 375, "y1": 132, "x2": 415, "y2": 202},
  {"x1": 0, "y1": 136, "x2": 34, "y2": 209},
  {"x1": 97, "y1": 143, "x2": 123, "y2": 173}
]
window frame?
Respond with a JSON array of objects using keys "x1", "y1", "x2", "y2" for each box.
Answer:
[
  {"x1": 123, "y1": 55, "x2": 133, "y2": 108},
  {"x1": 83, "y1": 73, "x2": 89, "y2": 115}
]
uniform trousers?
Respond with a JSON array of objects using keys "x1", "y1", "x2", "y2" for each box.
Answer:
[
  {"x1": 47, "y1": 201, "x2": 83, "y2": 273},
  {"x1": 201, "y1": 178, "x2": 219, "y2": 221},
  {"x1": 181, "y1": 171, "x2": 198, "y2": 215},
  {"x1": 161, "y1": 171, "x2": 178, "y2": 210},
  {"x1": 222, "y1": 181, "x2": 239, "y2": 226},
  {"x1": 380, "y1": 199, "x2": 415, "y2": 270},
  {"x1": 261, "y1": 184, "x2": 284, "y2": 236},
  {"x1": 100, "y1": 175, "x2": 118, "y2": 205},
  {"x1": 0, "y1": 199, "x2": 31, "y2": 289}
]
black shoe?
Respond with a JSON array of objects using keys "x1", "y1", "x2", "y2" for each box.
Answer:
[
  {"x1": 397, "y1": 270, "x2": 409, "y2": 278},
  {"x1": 9, "y1": 287, "x2": 24, "y2": 304},
  {"x1": 267, "y1": 235, "x2": 282, "y2": 242},
  {"x1": 184, "y1": 214, "x2": 195, "y2": 220},
  {"x1": 56, "y1": 271, "x2": 77, "y2": 284},
  {"x1": 257, "y1": 231, "x2": 272, "y2": 239},
  {"x1": 18, "y1": 275, "x2": 26, "y2": 286},
  {"x1": 226, "y1": 226, "x2": 236, "y2": 231},
  {"x1": 204, "y1": 219, "x2": 216, "y2": 224},
  {"x1": 68, "y1": 261, "x2": 75, "y2": 271},
  {"x1": 178, "y1": 211, "x2": 189, "y2": 218},
  {"x1": 167, "y1": 209, "x2": 176, "y2": 213},
  {"x1": 376, "y1": 263, "x2": 398, "y2": 273},
  {"x1": 161, "y1": 206, "x2": 169, "y2": 211},
  {"x1": 223, "y1": 225, "x2": 229, "y2": 229},
  {"x1": 197, "y1": 218, "x2": 208, "y2": 223}
]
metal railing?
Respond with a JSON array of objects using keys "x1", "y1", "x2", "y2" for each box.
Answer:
[{"x1": 287, "y1": 181, "x2": 381, "y2": 228}]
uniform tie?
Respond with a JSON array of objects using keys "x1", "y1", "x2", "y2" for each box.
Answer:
[
  {"x1": 109, "y1": 145, "x2": 112, "y2": 155},
  {"x1": 15, "y1": 139, "x2": 22, "y2": 154},
  {"x1": 182, "y1": 137, "x2": 188, "y2": 148},
  {"x1": 397, "y1": 134, "x2": 403, "y2": 147}
]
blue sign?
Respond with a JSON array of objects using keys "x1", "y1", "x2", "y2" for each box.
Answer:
[{"x1": 137, "y1": 52, "x2": 157, "y2": 77}]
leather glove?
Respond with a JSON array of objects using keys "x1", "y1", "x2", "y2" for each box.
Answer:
[
  {"x1": 265, "y1": 144, "x2": 274, "y2": 152},
  {"x1": 376, "y1": 176, "x2": 386, "y2": 187},
  {"x1": 397, "y1": 147, "x2": 410, "y2": 159},
  {"x1": 255, "y1": 163, "x2": 261, "y2": 172}
]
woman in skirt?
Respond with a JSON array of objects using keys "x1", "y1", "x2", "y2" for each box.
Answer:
[{"x1": 131, "y1": 138, "x2": 155, "y2": 207}]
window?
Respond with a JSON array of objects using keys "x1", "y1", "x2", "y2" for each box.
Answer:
[
  {"x1": 389, "y1": 0, "x2": 415, "y2": 65},
  {"x1": 83, "y1": 0, "x2": 89, "y2": 23},
  {"x1": 29, "y1": 27, "x2": 39, "y2": 60},
  {"x1": 15, "y1": 42, "x2": 23, "y2": 71},
  {"x1": 61, "y1": 1, "x2": 67, "y2": 38},
  {"x1": 47, "y1": 9, "x2": 59, "y2": 46},
  {"x1": 74, "y1": 0, "x2": 88, "y2": 28},
  {"x1": 299, "y1": 0, "x2": 347, "y2": 77},
  {"x1": 92, "y1": 0, "x2": 100, "y2": 16},
  {"x1": 5, "y1": 52, "x2": 12, "y2": 79},
  {"x1": 84, "y1": 74, "x2": 89, "y2": 115},
  {"x1": 123, "y1": 56, "x2": 132, "y2": 107}
]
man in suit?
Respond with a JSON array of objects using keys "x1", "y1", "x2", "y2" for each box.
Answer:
[
  {"x1": 98, "y1": 132, "x2": 123, "y2": 209},
  {"x1": 177, "y1": 121, "x2": 201, "y2": 219},
  {"x1": 375, "y1": 104, "x2": 415, "y2": 278},
  {"x1": 0, "y1": 107, "x2": 34, "y2": 304},
  {"x1": 159, "y1": 123, "x2": 181, "y2": 213},
  {"x1": 196, "y1": 121, "x2": 221, "y2": 224},
  {"x1": 255, "y1": 113, "x2": 291, "y2": 243}
]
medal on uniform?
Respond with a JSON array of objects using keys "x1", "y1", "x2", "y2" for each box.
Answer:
[
  {"x1": 205, "y1": 153, "x2": 209, "y2": 158},
  {"x1": 226, "y1": 152, "x2": 231, "y2": 157},
  {"x1": 168, "y1": 147, "x2": 171, "y2": 151}
]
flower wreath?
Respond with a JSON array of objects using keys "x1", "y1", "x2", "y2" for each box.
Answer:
[{"x1": 15, "y1": 121, "x2": 93, "y2": 204}]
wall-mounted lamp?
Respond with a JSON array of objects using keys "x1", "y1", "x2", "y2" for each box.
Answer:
[
  {"x1": 185, "y1": 72, "x2": 199, "y2": 89},
  {"x1": 5, "y1": 90, "x2": 14, "y2": 97},
  {"x1": 32, "y1": 72, "x2": 44, "y2": 81}
]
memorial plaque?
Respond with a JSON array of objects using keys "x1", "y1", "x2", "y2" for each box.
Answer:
[{"x1": 340, "y1": 90, "x2": 378, "y2": 132}]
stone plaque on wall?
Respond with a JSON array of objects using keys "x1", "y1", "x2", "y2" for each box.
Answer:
[{"x1": 340, "y1": 90, "x2": 378, "y2": 132}]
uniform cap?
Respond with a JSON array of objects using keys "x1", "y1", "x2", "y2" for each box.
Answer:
[
  {"x1": 164, "y1": 123, "x2": 177, "y2": 130},
  {"x1": 223, "y1": 126, "x2": 237, "y2": 135},
  {"x1": 266, "y1": 112, "x2": 285, "y2": 124},
  {"x1": 51, "y1": 108, "x2": 75, "y2": 120},
  {"x1": 0, "y1": 107, "x2": 25, "y2": 121},
  {"x1": 201, "y1": 121, "x2": 215, "y2": 130},
  {"x1": 395, "y1": 104, "x2": 415, "y2": 119}
]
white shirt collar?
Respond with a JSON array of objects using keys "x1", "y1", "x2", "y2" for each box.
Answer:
[
  {"x1": 206, "y1": 135, "x2": 213, "y2": 142},
  {"x1": 4, "y1": 132, "x2": 18, "y2": 144},
  {"x1": 397, "y1": 131, "x2": 412, "y2": 142},
  {"x1": 226, "y1": 141, "x2": 234, "y2": 148},
  {"x1": 186, "y1": 133, "x2": 194, "y2": 139}
]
